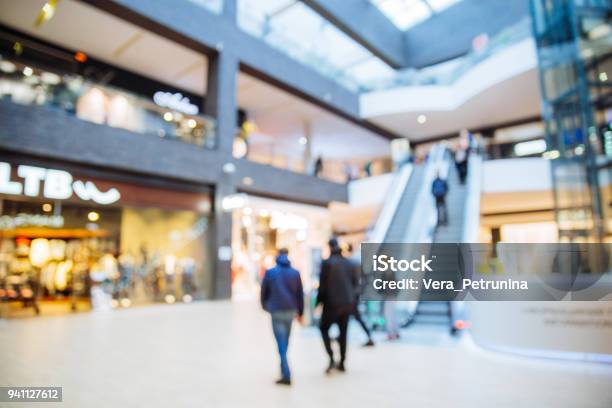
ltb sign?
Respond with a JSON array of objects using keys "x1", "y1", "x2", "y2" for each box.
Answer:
[{"x1": 0, "y1": 162, "x2": 120, "y2": 205}]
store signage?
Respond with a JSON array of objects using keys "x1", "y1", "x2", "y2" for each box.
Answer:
[
  {"x1": 0, "y1": 162, "x2": 120, "y2": 205},
  {"x1": 0, "y1": 213, "x2": 64, "y2": 230},
  {"x1": 153, "y1": 91, "x2": 199, "y2": 115}
]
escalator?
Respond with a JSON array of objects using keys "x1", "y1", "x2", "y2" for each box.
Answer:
[
  {"x1": 403, "y1": 159, "x2": 467, "y2": 334},
  {"x1": 364, "y1": 144, "x2": 481, "y2": 335}
]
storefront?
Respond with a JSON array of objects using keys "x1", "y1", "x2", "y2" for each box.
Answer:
[
  {"x1": 229, "y1": 195, "x2": 331, "y2": 300},
  {"x1": 0, "y1": 156, "x2": 213, "y2": 318}
]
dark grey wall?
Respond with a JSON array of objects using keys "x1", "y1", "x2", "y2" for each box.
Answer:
[
  {"x1": 235, "y1": 159, "x2": 347, "y2": 206},
  {"x1": 403, "y1": 0, "x2": 530, "y2": 68},
  {"x1": 0, "y1": 100, "x2": 347, "y2": 205}
]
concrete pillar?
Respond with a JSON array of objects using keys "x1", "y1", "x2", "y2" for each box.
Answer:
[{"x1": 204, "y1": 49, "x2": 239, "y2": 299}]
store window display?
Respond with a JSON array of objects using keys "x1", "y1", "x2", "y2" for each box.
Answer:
[
  {"x1": 0, "y1": 165, "x2": 213, "y2": 318},
  {"x1": 230, "y1": 195, "x2": 331, "y2": 300}
]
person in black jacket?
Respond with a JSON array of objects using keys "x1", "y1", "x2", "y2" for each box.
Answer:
[
  {"x1": 316, "y1": 238, "x2": 359, "y2": 373},
  {"x1": 260, "y1": 248, "x2": 304, "y2": 386}
]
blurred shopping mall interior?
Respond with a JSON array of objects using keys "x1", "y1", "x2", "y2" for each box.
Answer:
[{"x1": 0, "y1": 0, "x2": 611, "y2": 407}]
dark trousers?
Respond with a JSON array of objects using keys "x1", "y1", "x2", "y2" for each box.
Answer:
[
  {"x1": 271, "y1": 311, "x2": 294, "y2": 380},
  {"x1": 320, "y1": 305, "x2": 352, "y2": 364},
  {"x1": 436, "y1": 196, "x2": 448, "y2": 226},
  {"x1": 352, "y1": 302, "x2": 372, "y2": 339}
]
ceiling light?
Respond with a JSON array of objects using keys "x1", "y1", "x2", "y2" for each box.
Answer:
[
  {"x1": 299, "y1": 136, "x2": 308, "y2": 145},
  {"x1": 0, "y1": 61, "x2": 16, "y2": 73},
  {"x1": 42, "y1": 203, "x2": 52, "y2": 213},
  {"x1": 163, "y1": 112, "x2": 174, "y2": 121},
  {"x1": 187, "y1": 119, "x2": 197, "y2": 128},
  {"x1": 600, "y1": 72, "x2": 608, "y2": 82},
  {"x1": 22, "y1": 66, "x2": 33, "y2": 77},
  {"x1": 34, "y1": 0, "x2": 58, "y2": 27},
  {"x1": 417, "y1": 114, "x2": 427, "y2": 124},
  {"x1": 87, "y1": 211, "x2": 100, "y2": 222}
]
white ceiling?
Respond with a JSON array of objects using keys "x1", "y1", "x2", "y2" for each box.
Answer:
[
  {"x1": 237, "y1": 72, "x2": 390, "y2": 160},
  {"x1": 0, "y1": 0, "x2": 208, "y2": 94},
  {"x1": 365, "y1": 68, "x2": 542, "y2": 141}
]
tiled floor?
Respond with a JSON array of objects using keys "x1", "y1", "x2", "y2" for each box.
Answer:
[{"x1": 1, "y1": 301, "x2": 611, "y2": 408}]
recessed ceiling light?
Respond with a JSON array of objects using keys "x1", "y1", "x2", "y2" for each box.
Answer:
[
  {"x1": 22, "y1": 66, "x2": 33, "y2": 77},
  {"x1": 299, "y1": 136, "x2": 308, "y2": 145},
  {"x1": 417, "y1": 114, "x2": 427, "y2": 124}
]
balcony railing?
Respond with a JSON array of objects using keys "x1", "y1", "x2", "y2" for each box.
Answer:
[{"x1": 0, "y1": 58, "x2": 216, "y2": 148}]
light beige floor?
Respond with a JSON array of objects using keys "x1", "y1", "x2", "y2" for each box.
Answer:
[{"x1": 1, "y1": 301, "x2": 611, "y2": 408}]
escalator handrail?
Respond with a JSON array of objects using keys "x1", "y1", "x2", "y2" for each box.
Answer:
[
  {"x1": 366, "y1": 163, "x2": 413, "y2": 243},
  {"x1": 462, "y1": 153, "x2": 483, "y2": 243}
]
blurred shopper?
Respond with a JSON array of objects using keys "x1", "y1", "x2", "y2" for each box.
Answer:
[
  {"x1": 346, "y1": 244, "x2": 375, "y2": 347},
  {"x1": 432, "y1": 172, "x2": 449, "y2": 226},
  {"x1": 384, "y1": 301, "x2": 400, "y2": 340},
  {"x1": 314, "y1": 156, "x2": 323, "y2": 178},
  {"x1": 317, "y1": 238, "x2": 358, "y2": 373},
  {"x1": 364, "y1": 160, "x2": 373, "y2": 177},
  {"x1": 260, "y1": 248, "x2": 304, "y2": 386},
  {"x1": 455, "y1": 148, "x2": 469, "y2": 184}
]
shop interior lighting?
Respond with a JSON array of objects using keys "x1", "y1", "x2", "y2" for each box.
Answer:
[
  {"x1": 542, "y1": 150, "x2": 560, "y2": 160},
  {"x1": 600, "y1": 72, "x2": 608, "y2": 82},
  {"x1": 42, "y1": 203, "x2": 52, "y2": 212},
  {"x1": 22, "y1": 66, "x2": 33, "y2": 77},
  {"x1": 299, "y1": 136, "x2": 308, "y2": 145},
  {"x1": 513, "y1": 139, "x2": 547, "y2": 157},
  {"x1": 0, "y1": 60, "x2": 16, "y2": 73},
  {"x1": 417, "y1": 114, "x2": 427, "y2": 124},
  {"x1": 187, "y1": 119, "x2": 197, "y2": 128},
  {"x1": 41, "y1": 71, "x2": 61, "y2": 85},
  {"x1": 182, "y1": 294, "x2": 193, "y2": 303},
  {"x1": 163, "y1": 112, "x2": 174, "y2": 122},
  {"x1": 221, "y1": 193, "x2": 247, "y2": 211},
  {"x1": 164, "y1": 294, "x2": 176, "y2": 304},
  {"x1": 589, "y1": 22, "x2": 611, "y2": 41},
  {"x1": 87, "y1": 211, "x2": 100, "y2": 222}
]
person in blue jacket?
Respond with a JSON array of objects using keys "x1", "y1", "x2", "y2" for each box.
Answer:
[{"x1": 260, "y1": 248, "x2": 304, "y2": 386}]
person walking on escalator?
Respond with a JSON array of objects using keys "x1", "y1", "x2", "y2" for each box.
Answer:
[
  {"x1": 455, "y1": 147, "x2": 469, "y2": 184},
  {"x1": 260, "y1": 248, "x2": 304, "y2": 386},
  {"x1": 432, "y1": 172, "x2": 449, "y2": 227},
  {"x1": 317, "y1": 238, "x2": 359, "y2": 374}
]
